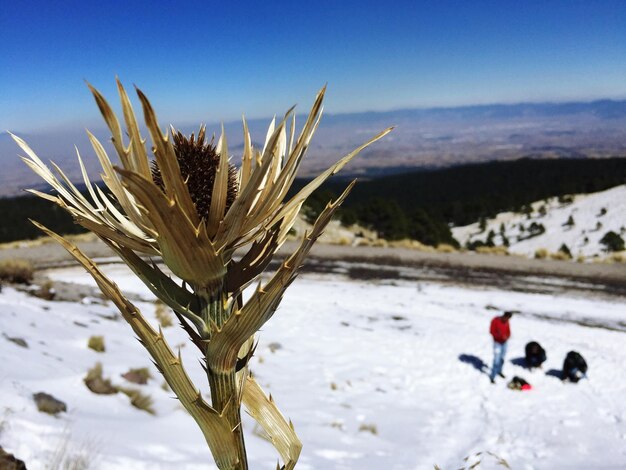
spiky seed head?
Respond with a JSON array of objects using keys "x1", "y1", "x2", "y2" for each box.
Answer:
[{"x1": 151, "y1": 126, "x2": 239, "y2": 221}]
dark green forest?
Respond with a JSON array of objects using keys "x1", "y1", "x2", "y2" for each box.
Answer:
[
  {"x1": 296, "y1": 157, "x2": 626, "y2": 246},
  {"x1": 1, "y1": 157, "x2": 626, "y2": 246},
  {"x1": 0, "y1": 194, "x2": 86, "y2": 243}
]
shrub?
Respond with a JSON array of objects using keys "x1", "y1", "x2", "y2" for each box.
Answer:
[
  {"x1": 550, "y1": 251, "x2": 571, "y2": 261},
  {"x1": 609, "y1": 253, "x2": 625, "y2": 263},
  {"x1": 333, "y1": 236, "x2": 353, "y2": 246},
  {"x1": 558, "y1": 243, "x2": 572, "y2": 258},
  {"x1": 388, "y1": 239, "x2": 434, "y2": 251},
  {"x1": 518, "y1": 222, "x2": 545, "y2": 241},
  {"x1": 538, "y1": 205, "x2": 547, "y2": 217},
  {"x1": 534, "y1": 248, "x2": 548, "y2": 259},
  {"x1": 87, "y1": 336, "x2": 105, "y2": 353},
  {"x1": 476, "y1": 246, "x2": 509, "y2": 256},
  {"x1": 0, "y1": 259, "x2": 34, "y2": 284},
  {"x1": 435, "y1": 243, "x2": 457, "y2": 253},
  {"x1": 600, "y1": 231, "x2": 625, "y2": 252}
]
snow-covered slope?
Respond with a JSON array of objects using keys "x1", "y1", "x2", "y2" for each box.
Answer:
[
  {"x1": 1, "y1": 264, "x2": 625, "y2": 469},
  {"x1": 453, "y1": 184, "x2": 626, "y2": 259}
]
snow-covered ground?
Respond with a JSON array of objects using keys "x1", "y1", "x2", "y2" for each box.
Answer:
[
  {"x1": 1, "y1": 264, "x2": 625, "y2": 469},
  {"x1": 453, "y1": 184, "x2": 626, "y2": 259}
]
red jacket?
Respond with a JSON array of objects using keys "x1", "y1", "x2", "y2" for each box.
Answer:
[{"x1": 490, "y1": 316, "x2": 511, "y2": 344}]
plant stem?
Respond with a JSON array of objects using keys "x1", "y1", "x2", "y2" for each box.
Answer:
[
  {"x1": 209, "y1": 368, "x2": 248, "y2": 470},
  {"x1": 199, "y1": 288, "x2": 248, "y2": 469},
  {"x1": 199, "y1": 286, "x2": 228, "y2": 329}
]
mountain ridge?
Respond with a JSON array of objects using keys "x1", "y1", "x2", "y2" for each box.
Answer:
[{"x1": 3, "y1": 98, "x2": 626, "y2": 197}]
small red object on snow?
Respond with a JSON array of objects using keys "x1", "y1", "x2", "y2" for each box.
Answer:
[{"x1": 521, "y1": 384, "x2": 532, "y2": 391}]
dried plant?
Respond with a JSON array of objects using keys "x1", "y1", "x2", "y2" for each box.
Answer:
[
  {"x1": 87, "y1": 335, "x2": 105, "y2": 352},
  {"x1": 0, "y1": 258, "x2": 34, "y2": 284},
  {"x1": 13, "y1": 79, "x2": 391, "y2": 469}
]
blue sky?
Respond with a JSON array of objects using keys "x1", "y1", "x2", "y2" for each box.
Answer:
[{"x1": 2, "y1": 0, "x2": 626, "y2": 132}]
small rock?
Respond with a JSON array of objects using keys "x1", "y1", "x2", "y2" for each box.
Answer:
[
  {"x1": 267, "y1": 342, "x2": 282, "y2": 353},
  {"x1": 390, "y1": 315, "x2": 407, "y2": 321},
  {"x1": 33, "y1": 392, "x2": 67, "y2": 415},
  {"x1": 0, "y1": 446, "x2": 27, "y2": 470},
  {"x1": 3, "y1": 334, "x2": 28, "y2": 348}
]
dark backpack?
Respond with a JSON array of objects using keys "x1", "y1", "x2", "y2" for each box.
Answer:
[
  {"x1": 563, "y1": 351, "x2": 588, "y2": 382},
  {"x1": 524, "y1": 341, "x2": 546, "y2": 367}
]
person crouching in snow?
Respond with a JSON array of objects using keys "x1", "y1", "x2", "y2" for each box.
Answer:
[
  {"x1": 489, "y1": 311, "x2": 513, "y2": 383},
  {"x1": 562, "y1": 351, "x2": 588, "y2": 383},
  {"x1": 524, "y1": 341, "x2": 547, "y2": 369}
]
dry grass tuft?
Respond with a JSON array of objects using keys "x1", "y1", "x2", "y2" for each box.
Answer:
[
  {"x1": 118, "y1": 387, "x2": 155, "y2": 414},
  {"x1": 435, "y1": 243, "x2": 458, "y2": 253},
  {"x1": 550, "y1": 251, "x2": 571, "y2": 261},
  {"x1": 84, "y1": 363, "x2": 117, "y2": 395},
  {"x1": 87, "y1": 336, "x2": 105, "y2": 353},
  {"x1": 84, "y1": 364, "x2": 155, "y2": 413},
  {"x1": 35, "y1": 280, "x2": 57, "y2": 300},
  {"x1": 154, "y1": 301, "x2": 174, "y2": 328},
  {"x1": 358, "y1": 423, "x2": 378, "y2": 435},
  {"x1": 388, "y1": 239, "x2": 436, "y2": 251},
  {"x1": 0, "y1": 259, "x2": 34, "y2": 284},
  {"x1": 534, "y1": 248, "x2": 548, "y2": 259},
  {"x1": 333, "y1": 236, "x2": 353, "y2": 246},
  {"x1": 121, "y1": 367, "x2": 152, "y2": 385},
  {"x1": 48, "y1": 426, "x2": 101, "y2": 470},
  {"x1": 476, "y1": 246, "x2": 509, "y2": 256}
]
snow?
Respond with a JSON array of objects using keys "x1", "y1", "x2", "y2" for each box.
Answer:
[
  {"x1": 452, "y1": 184, "x2": 626, "y2": 259},
  {"x1": 1, "y1": 264, "x2": 625, "y2": 469}
]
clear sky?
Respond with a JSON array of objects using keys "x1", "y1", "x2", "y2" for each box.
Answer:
[{"x1": 2, "y1": 0, "x2": 626, "y2": 132}]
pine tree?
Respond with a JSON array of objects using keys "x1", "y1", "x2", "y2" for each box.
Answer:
[{"x1": 600, "y1": 231, "x2": 625, "y2": 252}]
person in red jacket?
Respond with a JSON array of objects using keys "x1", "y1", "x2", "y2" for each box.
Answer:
[{"x1": 489, "y1": 311, "x2": 513, "y2": 383}]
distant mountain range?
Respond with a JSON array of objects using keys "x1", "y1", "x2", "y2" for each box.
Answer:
[{"x1": 3, "y1": 98, "x2": 626, "y2": 197}]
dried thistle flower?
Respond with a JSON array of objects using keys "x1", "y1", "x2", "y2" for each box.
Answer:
[{"x1": 13, "y1": 79, "x2": 392, "y2": 469}]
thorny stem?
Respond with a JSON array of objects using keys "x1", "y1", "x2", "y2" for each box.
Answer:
[
  {"x1": 198, "y1": 285, "x2": 229, "y2": 330},
  {"x1": 199, "y1": 287, "x2": 248, "y2": 469},
  {"x1": 209, "y1": 368, "x2": 248, "y2": 470}
]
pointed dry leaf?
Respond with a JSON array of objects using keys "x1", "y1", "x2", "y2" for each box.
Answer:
[{"x1": 243, "y1": 375, "x2": 301, "y2": 470}]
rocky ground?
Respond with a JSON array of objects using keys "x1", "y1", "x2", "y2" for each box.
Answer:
[{"x1": 2, "y1": 235, "x2": 625, "y2": 299}]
